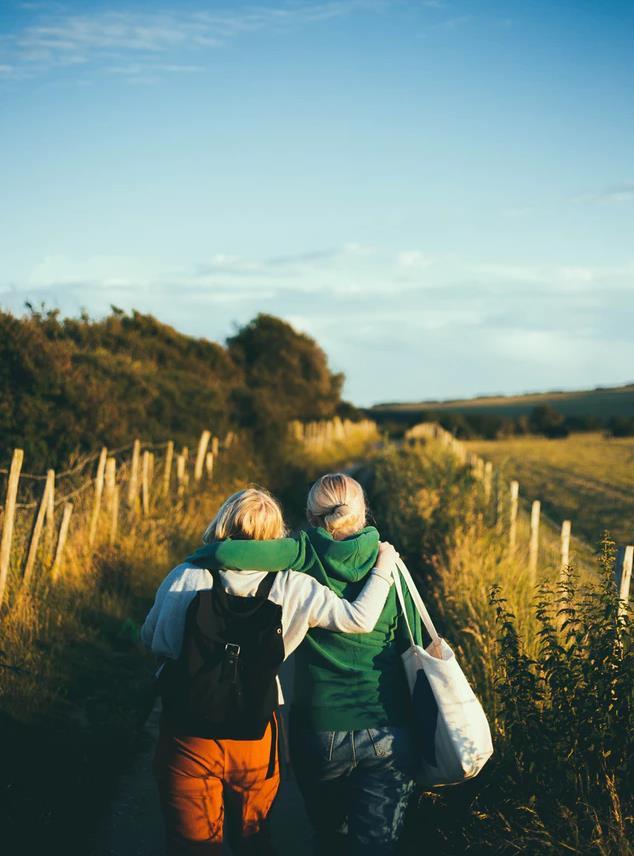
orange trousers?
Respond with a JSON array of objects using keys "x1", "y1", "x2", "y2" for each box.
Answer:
[{"x1": 154, "y1": 718, "x2": 280, "y2": 855}]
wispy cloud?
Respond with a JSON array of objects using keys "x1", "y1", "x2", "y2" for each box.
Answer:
[
  {"x1": 1, "y1": 2, "x2": 388, "y2": 81},
  {"x1": 575, "y1": 182, "x2": 634, "y2": 205},
  {"x1": 4, "y1": 244, "x2": 633, "y2": 403}
]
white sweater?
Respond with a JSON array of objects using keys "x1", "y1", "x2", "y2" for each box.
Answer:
[{"x1": 140, "y1": 563, "x2": 392, "y2": 663}]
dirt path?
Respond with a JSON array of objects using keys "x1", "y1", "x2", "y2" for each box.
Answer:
[{"x1": 91, "y1": 659, "x2": 312, "y2": 856}]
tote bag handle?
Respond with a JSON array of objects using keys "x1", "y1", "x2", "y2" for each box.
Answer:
[{"x1": 392, "y1": 558, "x2": 441, "y2": 646}]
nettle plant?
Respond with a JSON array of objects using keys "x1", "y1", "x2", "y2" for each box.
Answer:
[{"x1": 490, "y1": 537, "x2": 632, "y2": 850}]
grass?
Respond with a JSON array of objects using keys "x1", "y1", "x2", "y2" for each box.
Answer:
[
  {"x1": 466, "y1": 432, "x2": 634, "y2": 547},
  {"x1": 0, "y1": 441, "x2": 263, "y2": 855},
  {"x1": 0, "y1": 422, "x2": 381, "y2": 855},
  {"x1": 368, "y1": 441, "x2": 632, "y2": 855}
]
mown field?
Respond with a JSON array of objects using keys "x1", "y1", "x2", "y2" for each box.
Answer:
[
  {"x1": 373, "y1": 383, "x2": 634, "y2": 419},
  {"x1": 465, "y1": 432, "x2": 634, "y2": 548}
]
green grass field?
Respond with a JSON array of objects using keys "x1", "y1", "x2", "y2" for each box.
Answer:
[
  {"x1": 466, "y1": 432, "x2": 634, "y2": 548},
  {"x1": 372, "y1": 382, "x2": 634, "y2": 419}
]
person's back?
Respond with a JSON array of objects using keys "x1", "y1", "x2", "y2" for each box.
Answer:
[
  {"x1": 293, "y1": 524, "x2": 418, "y2": 732},
  {"x1": 289, "y1": 473, "x2": 423, "y2": 856}
]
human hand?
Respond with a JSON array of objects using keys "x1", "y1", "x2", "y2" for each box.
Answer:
[{"x1": 375, "y1": 541, "x2": 400, "y2": 576}]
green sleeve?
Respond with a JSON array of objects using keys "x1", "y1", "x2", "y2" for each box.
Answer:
[{"x1": 185, "y1": 530, "x2": 316, "y2": 573}]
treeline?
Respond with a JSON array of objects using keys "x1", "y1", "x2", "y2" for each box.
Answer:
[
  {"x1": 1, "y1": 306, "x2": 356, "y2": 470},
  {"x1": 373, "y1": 404, "x2": 634, "y2": 440}
]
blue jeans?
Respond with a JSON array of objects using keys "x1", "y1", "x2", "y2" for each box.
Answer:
[{"x1": 289, "y1": 715, "x2": 415, "y2": 856}]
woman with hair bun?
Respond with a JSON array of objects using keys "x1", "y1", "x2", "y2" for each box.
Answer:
[{"x1": 205, "y1": 474, "x2": 423, "y2": 856}]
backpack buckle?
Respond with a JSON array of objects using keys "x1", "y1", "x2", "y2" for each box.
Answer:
[{"x1": 223, "y1": 643, "x2": 241, "y2": 684}]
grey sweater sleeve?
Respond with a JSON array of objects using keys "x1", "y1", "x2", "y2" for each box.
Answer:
[{"x1": 140, "y1": 564, "x2": 212, "y2": 658}]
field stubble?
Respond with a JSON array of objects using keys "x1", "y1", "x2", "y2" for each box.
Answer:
[{"x1": 466, "y1": 432, "x2": 634, "y2": 548}]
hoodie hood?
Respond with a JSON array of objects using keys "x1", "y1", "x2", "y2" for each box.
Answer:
[{"x1": 306, "y1": 526, "x2": 379, "y2": 583}]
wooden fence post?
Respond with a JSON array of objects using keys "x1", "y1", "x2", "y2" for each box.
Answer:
[
  {"x1": 495, "y1": 472, "x2": 504, "y2": 533},
  {"x1": 528, "y1": 500, "x2": 541, "y2": 582},
  {"x1": 104, "y1": 457, "x2": 116, "y2": 507},
  {"x1": 177, "y1": 454, "x2": 187, "y2": 500},
  {"x1": 0, "y1": 448, "x2": 24, "y2": 608},
  {"x1": 88, "y1": 447, "x2": 108, "y2": 546},
  {"x1": 51, "y1": 502, "x2": 73, "y2": 582},
  {"x1": 509, "y1": 481, "x2": 519, "y2": 553},
  {"x1": 483, "y1": 461, "x2": 493, "y2": 504},
  {"x1": 617, "y1": 545, "x2": 633, "y2": 619},
  {"x1": 194, "y1": 430, "x2": 211, "y2": 482},
  {"x1": 23, "y1": 469, "x2": 55, "y2": 588},
  {"x1": 128, "y1": 439, "x2": 141, "y2": 516},
  {"x1": 142, "y1": 450, "x2": 151, "y2": 516},
  {"x1": 560, "y1": 520, "x2": 572, "y2": 572},
  {"x1": 163, "y1": 441, "x2": 174, "y2": 497},
  {"x1": 109, "y1": 486, "x2": 120, "y2": 546},
  {"x1": 205, "y1": 452, "x2": 214, "y2": 479},
  {"x1": 45, "y1": 472, "x2": 56, "y2": 552}
]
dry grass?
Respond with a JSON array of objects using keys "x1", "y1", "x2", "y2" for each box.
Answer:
[
  {"x1": 467, "y1": 432, "x2": 634, "y2": 547},
  {"x1": 369, "y1": 440, "x2": 632, "y2": 855}
]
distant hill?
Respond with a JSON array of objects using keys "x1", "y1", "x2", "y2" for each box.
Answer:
[{"x1": 371, "y1": 384, "x2": 634, "y2": 420}]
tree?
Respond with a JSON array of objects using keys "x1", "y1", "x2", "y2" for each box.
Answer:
[
  {"x1": 227, "y1": 314, "x2": 344, "y2": 429},
  {"x1": 528, "y1": 405, "x2": 569, "y2": 438}
]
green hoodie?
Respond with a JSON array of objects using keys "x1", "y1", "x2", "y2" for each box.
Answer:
[{"x1": 187, "y1": 527, "x2": 424, "y2": 731}]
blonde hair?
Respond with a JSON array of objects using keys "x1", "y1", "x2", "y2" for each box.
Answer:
[
  {"x1": 202, "y1": 487, "x2": 286, "y2": 543},
  {"x1": 306, "y1": 473, "x2": 366, "y2": 540}
]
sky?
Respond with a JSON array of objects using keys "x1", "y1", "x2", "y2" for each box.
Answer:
[{"x1": 1, "y1": 0, "x2": 633, "y2": 406}]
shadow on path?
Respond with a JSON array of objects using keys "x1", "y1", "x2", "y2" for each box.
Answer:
[{"x1": 91, "y1": 658, "x2": 312, "y2": 856}]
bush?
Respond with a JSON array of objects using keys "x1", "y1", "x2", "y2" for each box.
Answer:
[
  {"x1": 529, "y1": 404, "x2": 570, "y2": 438},
  {"x1": 607, "y1": 416, "x2": 634, "y2": 437}
]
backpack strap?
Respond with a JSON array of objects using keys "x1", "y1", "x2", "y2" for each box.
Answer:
[
  {"x1": 265, "y1": 713, "x2": 278, "y2": 779},
  {"x1": 255, "y1": 572, "x2": 276, "y2": 598}
]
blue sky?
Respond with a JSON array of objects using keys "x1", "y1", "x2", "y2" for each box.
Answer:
[{"x1": 1, "y1": 0, "x2": 633, "y2": 405}]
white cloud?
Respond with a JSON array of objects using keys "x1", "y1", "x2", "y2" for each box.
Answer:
[
  {"x1": 397, "y1": 250, "x2": 434, "y2": 271},
  {"x1": 575, "y1": 182, "x2": 634, "y2": 205},
  {"x1": 4, "y1": 243, "x2": 634, "y2": 405},
  {"x1": 1, "y1": 2, "x2": 392, "y2": 80}
]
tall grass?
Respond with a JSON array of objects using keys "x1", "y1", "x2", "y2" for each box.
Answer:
[
  {"x1": 0, "y1": 421, "x2": 382, "y2": 854},
  {"x1": 368, "y1": 441, "x2": 633, "y2": 855}
]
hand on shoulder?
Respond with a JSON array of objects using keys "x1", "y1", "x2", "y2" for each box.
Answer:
[{"x1": 375, "y1": 541, "x2": 400, "y2": 577}]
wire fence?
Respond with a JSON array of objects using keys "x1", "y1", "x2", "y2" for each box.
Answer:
[{"x1": 404, "y1": 421, "x2": 633, "y2": 614}]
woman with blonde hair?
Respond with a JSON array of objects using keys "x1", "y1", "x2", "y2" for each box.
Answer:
[
  {"x1": 205, "y1": 474, "x2": 424, "y2": 856},
  {"x1": 141, "y1": 486, "x2": 397, "y2": 855}
]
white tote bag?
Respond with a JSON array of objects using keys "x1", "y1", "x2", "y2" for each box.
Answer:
[{"x1": 392, "y1": 558, "x2": 493, "y2": 788}]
